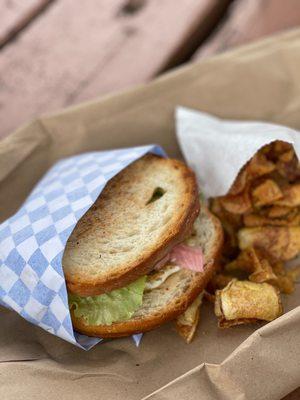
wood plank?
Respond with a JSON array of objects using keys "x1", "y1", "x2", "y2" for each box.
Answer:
[
  {"x1": 0, "y1": 0, "x2": 229, "y2": 139},
  {"x1": 0, "y1": 0, "x2": 53, "y2": 48},
  {"x1": 194, "y1": 0, "x2": 300, "y2": 59}
]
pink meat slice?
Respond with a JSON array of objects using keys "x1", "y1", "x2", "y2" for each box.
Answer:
[
  {"x1": 170, "y1": 244, "x2": 204, "y2": 272},
  {"x1": 153, "y1": 245, "x2": 204, "y2": 272}
]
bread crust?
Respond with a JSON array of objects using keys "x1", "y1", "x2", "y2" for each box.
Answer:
[
  {"x1": 71, "y1": 208, "x2": 223, "y2": 337},
  {"x1": 65, "y1": 155, "x2": 200, "y2": 296}
]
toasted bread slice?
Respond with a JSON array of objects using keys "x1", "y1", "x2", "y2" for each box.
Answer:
[
  {"x1": 71, "y1": 206, "x2": 223, "y2": 337},
  {"x1": 63, "y1": 154, "x2": 199, "y2": 296}
]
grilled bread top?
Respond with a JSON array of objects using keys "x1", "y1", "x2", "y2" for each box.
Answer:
[{"x1": 63, "y1": 154, "x2": 199, "y2": 296}]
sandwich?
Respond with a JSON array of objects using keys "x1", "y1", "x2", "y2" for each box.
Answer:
[{"x1": 63, "y1": 154, "x2": 223, "y2": 338}]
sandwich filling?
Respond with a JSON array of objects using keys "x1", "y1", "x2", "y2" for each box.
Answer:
[
  {"x1": 69, "y1": 240, "x2": 204, "y2": 326},
  {"x1": 69, "y1": 276, "x2": 146, "y2": 326}
]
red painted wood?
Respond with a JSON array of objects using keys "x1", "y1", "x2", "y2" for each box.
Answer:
[
  {"x1": 0, "y1": 0, "x2": 227, "y2": 139},
  {"x1": 0, "y1": 0, "x2": 52, "y2": 47},
  {"x1": 195, "y1": 0, "x2": 300, "y2": 59}
]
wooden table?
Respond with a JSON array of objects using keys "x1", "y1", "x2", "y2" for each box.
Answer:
[
  {"x1": 0, "y1": 1, "x2": 300, "y2": 398},
  {"x1": 2, "y1": 0, "x2": 300, "y2": 141}
]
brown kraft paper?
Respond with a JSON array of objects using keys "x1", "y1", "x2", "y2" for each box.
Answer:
[{"x1": 1, "y1": 29, "x2": 300, "y2": 400}]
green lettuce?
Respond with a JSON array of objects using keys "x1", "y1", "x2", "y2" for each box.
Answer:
[{"x1": 69, "y1": 276, "x2": 146, "y2": 326}]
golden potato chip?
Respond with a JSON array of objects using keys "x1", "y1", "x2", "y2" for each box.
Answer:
[
  {"x1": 245, "y1": 247, "x2": 277, "y2": 282},
  {"x1": 274, "y1": 143, "x2": 300, "y2": 182},
  {"x1": 210, "y1": 198, "x2": 224, "y2": 219},
  {"x1": 247, "y1": 153, "x2": 276, "y2": 177},
  {"x1": 280, "y1": 165, "x2": 300, "y2": 180},
  {"x1": 226, "y1": 247, "x2": 277, "y2": 283},
  {"x1": 251, "y1": 179, "x2": 283, "y2": 207},
  {"x1": 210, "y1": 198, "x2": 243, "y2": 228},
  {"x1": 225, "y1": 248, "x2": 253, "y2": 273},
  {"x1": 176, "y1": 294, "x2": 203, "y2": 343},
  {"x1": 243, "y1": 211, "x2": 300, "y2": 227},
  {"x1": 248, "y1": 257, "x2": 277, "y2": 284},
  {"x1": 274, "y1": 183, "x2": 300, "y2": 207},
  {"x1": 214, "y1": 279, "x2": 283, "y2": 328},
  {"x1": 238, "y1": 226, "x2": 300, "y2": 261},
  {"x1": 265, "y1": 205, "x2": 293, "y2": 218},
  {"x1": 268, "y1": 262, "x2": 294, "y2": 294},
  {"x1": 176, "y1": 310, "x2": 200, "y2": 343},
  {"x1": 277, "y1": 161, "x2": 300, "y2": 182},
  {"x1": 279, "y1": 149, "x2": 294, "y2": 163},
  {"x1": 260, "y1": 143, "x2": 273, "y2": 156},
  {"x1": 220, "y1": 190, "x2": 252, "y2": 215},
  {"x1": 209, "y1": 140, "x2": 300, "y2": 320},
  {"x1": 265, "y1": 141, "x2": 293, "y2": 161},
  {"x1": 272, "y1": 141, "x2": 293, "y2": 155},
  {"x1": 229, "y1": 152, "x2": 276, "y2": 196},
  {"x1": 217, "y1": 318, "x2": 260, "y2": 328},
  {"x1": 229, "y1": 167, "x2": 248, "y2": 195}
]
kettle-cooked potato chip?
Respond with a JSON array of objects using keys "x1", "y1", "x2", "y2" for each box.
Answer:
[
  {"x1": 225, "y1": 248, "x2": 253, "y2": 273},
  {"x1": 248, "y1": 153, "x2": 276, "y2": 178},
  {"x1": 273, "y1": 143, "x2": 300, "y2": 182},
  {"x1": 248, "y1": 258, "x2": 277, "y2": 284},
  {"x1": 279, "y1": 149, "x2": 294, "y2": 163},
  {"x1": 225, "y1": 247, "x2": 277, "y2": 284},
  {"x1": 269, "y1": 141, "x2": 293, "y2": 159},
  {"x1": 268, "y1": 262, "x2": 294, "y2": 294},
  {"x1": 229, "y1": 167, "x2": 249, "y2": 195},
  {"x1": 209, "y1": 140, "x2": 300, "y2": 331},
  {"x1": 247, "y1": 248, "x2": 278, "y2": 283},
  {"x1": 214, "y1": 279, "x2": 282, "y2": 328},
  {"x1": 265, "y1": 205, "x2": 293, "y2": 218},
  {"x1": 243, "y1": 211, "x2": 300, "y2": 227},
  {"x1": 176, "y1": 293, "x2": 203, "y2": 343},
  {"x1": 274, "y1": 183, "x2": 300, "y2": 207},
  {"x1": 238, "y1": 226, "x2": 300, "y2": 261},
  {"x1": 220, "y1": 189, "x2": 252, "y2": 215},
  {"x1": 251, "y1": 179, "x2": 283, "y2": 207}
]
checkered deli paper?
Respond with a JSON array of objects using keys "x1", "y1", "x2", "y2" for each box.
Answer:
[{"x1": 0, "y1": 144, "x2": 166, "y2": 350}]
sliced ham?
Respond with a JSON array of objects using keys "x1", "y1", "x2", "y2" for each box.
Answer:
[
  {"x1": 153, "y1": 244, "x2": 204, "y2": 273},
  {"x1": 170, "y1": 244, "x2": 204, "y2": 272}
]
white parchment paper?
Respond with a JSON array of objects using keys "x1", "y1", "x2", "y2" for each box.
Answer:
[{"x1": 176, "y1": 107, "x2": 300, "y2": 198}]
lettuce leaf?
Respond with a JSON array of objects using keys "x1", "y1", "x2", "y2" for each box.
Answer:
[{"x1": 69, "y1": 276, "x2": 146, "y2": 326}]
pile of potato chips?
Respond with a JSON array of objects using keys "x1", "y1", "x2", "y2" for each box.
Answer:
[
  {"x1": 176, "y1": 141, "x2": 300, "y2": 343},
  {"x1": 210, "y1": 141, "x2": 300, "y2": 328}
]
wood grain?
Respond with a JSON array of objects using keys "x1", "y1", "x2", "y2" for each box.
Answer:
[
  {"x1": 0, "y1": 0, "x2": 228, "y2": 139},
  {"x1": 195, "y1": 0, "x2": 300, "y2": 59},
  {"x1": 0, "y1": 0, "x2": 53, "y2": 48}
]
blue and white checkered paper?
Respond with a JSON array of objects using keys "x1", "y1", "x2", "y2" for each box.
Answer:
[{"x1": 0, "y1": 145, "x2": 166, "y2": 350}]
